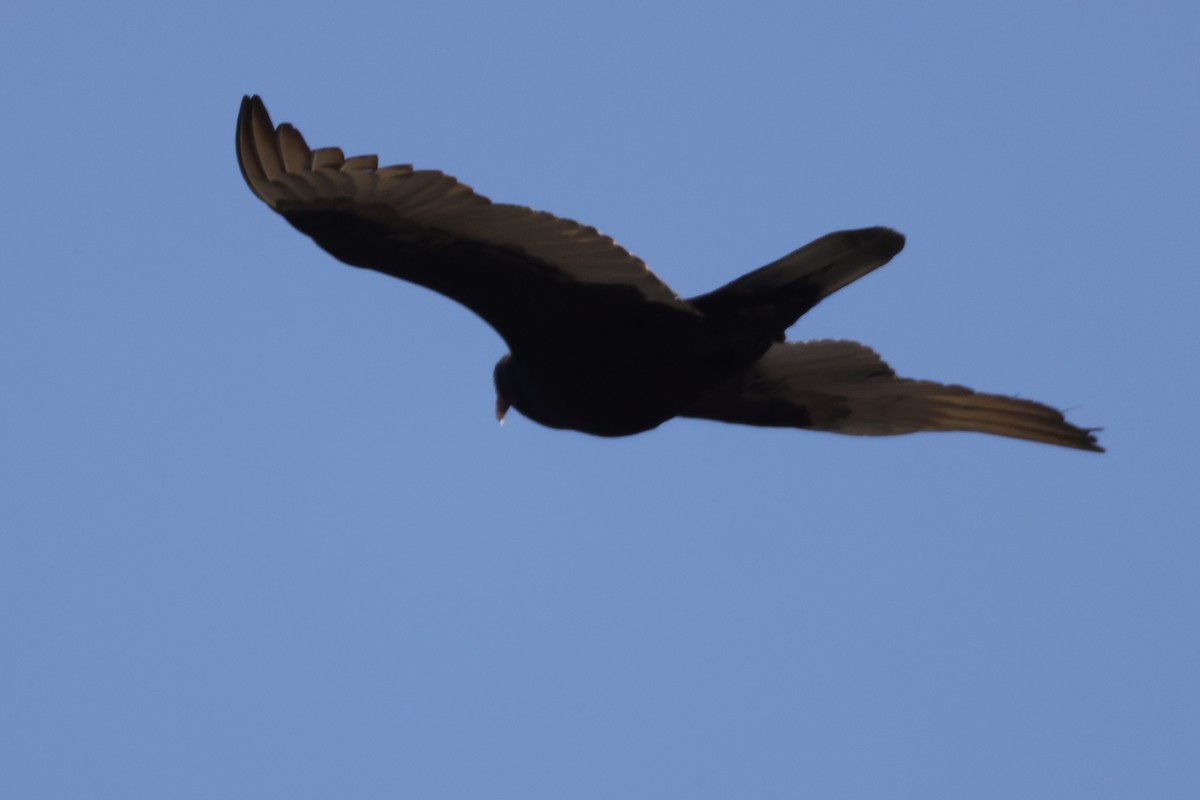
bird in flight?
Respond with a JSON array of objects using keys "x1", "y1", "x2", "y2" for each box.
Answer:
[{"x1": 236, "y1": 96, "x2": 1101, "y2": 451}]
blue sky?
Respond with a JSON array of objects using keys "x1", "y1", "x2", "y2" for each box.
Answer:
[{"x1": 2, "y1": 0, "x2": 1197, "y2": 797}]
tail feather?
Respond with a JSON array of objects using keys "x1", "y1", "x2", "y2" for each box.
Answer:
[
  {"x1": 688, "y1": 228, "x2": 905, "y2": 334},
  {"x1": 682, "y1": 340, "x2": 1104, "y2": 452}
]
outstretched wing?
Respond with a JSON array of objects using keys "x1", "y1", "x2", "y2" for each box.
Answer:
[
  {"x1": 682, "y1": 340, "x2": 1103, "y2": 451},
  {"x1": 236, "y1": 96, "x2": 693, "y2": 349}
]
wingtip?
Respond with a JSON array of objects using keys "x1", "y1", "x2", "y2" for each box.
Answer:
[
  {"x1": 1080, "y1": 427, "x2": 1105, "y2": 453},
  {"x1": 1027, "y1": 420, "x2": 1103, "y2": 452},
  {"x1": 236, "y1": 94, "x2": 285, "y2": 200},
  {"x1": 236, "y1": 95, "x2": 264, "y2": 136},
  {"x1": 235, "y1": 95, "x2": 261, "y2": 191}
]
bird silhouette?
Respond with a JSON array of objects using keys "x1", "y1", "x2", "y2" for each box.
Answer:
[{"x1": 237, "y1": 96, "x2": 1101, "y2": 451}]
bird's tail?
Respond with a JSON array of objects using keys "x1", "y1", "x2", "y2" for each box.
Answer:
[{"x1": 687, "y1": 227, "x2": 905, "y2": 337}]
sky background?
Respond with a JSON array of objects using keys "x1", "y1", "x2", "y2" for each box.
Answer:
[{"x1": 2, "y1": 1, "x2": 1198, "y2": 798}]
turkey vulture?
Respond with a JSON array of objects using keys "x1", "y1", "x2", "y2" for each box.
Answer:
[{"x1": 236, "y1": 96, "x2": 1102, "y2": 452}]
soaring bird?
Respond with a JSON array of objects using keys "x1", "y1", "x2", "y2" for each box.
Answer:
[{"x1": 236, "y1": 96, "x2": 1101, "y2": 452}]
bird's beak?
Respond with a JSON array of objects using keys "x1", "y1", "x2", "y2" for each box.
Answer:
[{"x1": 496, "y1": 394, "x2": 510, "y2": 425}]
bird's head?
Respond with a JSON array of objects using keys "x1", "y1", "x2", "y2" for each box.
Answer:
[{"x1": 493, "y1": 353, "x2": 513, "y2": 424}]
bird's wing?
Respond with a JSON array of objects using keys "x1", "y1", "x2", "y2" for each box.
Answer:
[
  {"x1": 236, "y1": 96, "x2": 693, "y2": 349},
  {"x1": 682, "y1": 340, "x2": 1103, "y2": 451}
]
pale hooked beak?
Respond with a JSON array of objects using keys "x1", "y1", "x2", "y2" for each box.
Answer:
[{"x1": 493, "y1": 353, "x2": 512, "y2": 425}]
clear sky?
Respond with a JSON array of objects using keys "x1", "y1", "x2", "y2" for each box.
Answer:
[{"x1": 2, "y1": 1, "x2": 1197, "y2": 797}]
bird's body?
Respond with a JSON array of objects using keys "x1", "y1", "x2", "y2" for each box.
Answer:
[{"x1": 237, "y1": 96, "x2": 1101, "y2": 451}]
